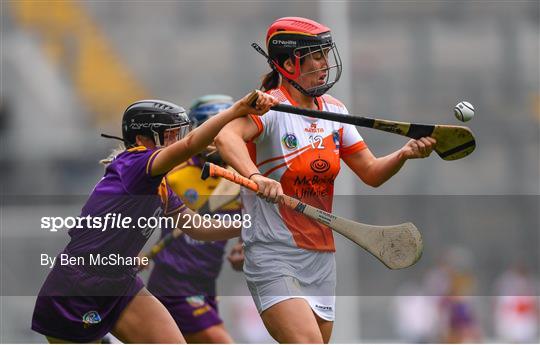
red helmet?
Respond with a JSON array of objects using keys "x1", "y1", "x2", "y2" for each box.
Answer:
[{"x1": 253, "y1": 17, "x2": 342, "y2": 97}]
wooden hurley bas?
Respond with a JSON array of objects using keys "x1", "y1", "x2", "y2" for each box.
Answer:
[{"x1": 201, "y1": 162, "x2": 423, "y2": 269}]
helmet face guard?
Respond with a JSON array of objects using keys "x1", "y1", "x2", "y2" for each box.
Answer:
[
  {"x1": 154, "y1": 123, "x2": 191, "y2": 147},
  {"x1": 288, "y1": 41, "x2": 342, "y2": 97}
]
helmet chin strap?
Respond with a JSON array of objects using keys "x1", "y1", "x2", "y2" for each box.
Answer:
[
  {"x1": 101, "y1": 133, "x2": 125, "y2": 142},
  {"x1": 100, "y1": 133, "x2": 132, "y2": 147}
]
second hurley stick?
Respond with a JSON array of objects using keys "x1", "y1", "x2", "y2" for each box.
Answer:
[{"x1": 201, "y1": 162, "x2": 423, "y2": 270}]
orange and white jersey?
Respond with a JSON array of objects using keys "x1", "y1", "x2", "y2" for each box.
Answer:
[{"x1": 242, "y1": 86, "x2": 367, "y2": 251}]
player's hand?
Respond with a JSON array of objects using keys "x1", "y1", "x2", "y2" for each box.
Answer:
[
  {"x1": 250, "y1": 173, "x2": 283, "y2": 203},
  {"x1": 400, "y1": 137, "x2": 437, "y2": 159},
  {"x1": 236, "y1": 90, "x2": 279, "y2": 116},
  {"x1": 227, "y1": 242, "x2": 244, "y2": 271},
  {"x1": 137, "y1": 253, "x2": 151, "y2": 271}
]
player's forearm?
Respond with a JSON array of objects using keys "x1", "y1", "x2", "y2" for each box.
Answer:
[
  {"x1": 215, "y1": 132, "x2": 259, "y2": 177},
  {"x1": 363, "y1": 150, "x2": 407, "y2": 187}
]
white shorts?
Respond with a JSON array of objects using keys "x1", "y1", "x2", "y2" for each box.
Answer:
[
  {"x1": 243, "y1": 243, "x2": 337, "y2": 321},
  {"x1": 247, "y1": 276, "x2": 336, "y2": 321}
]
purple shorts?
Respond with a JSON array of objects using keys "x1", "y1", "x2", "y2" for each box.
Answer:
[
  {"x1": 31, "y1": 263, "x2": 144, "y2": 342},
  {"x1": 147, "y1": 265, "x2": 222, "y2": 333},
  {"x1": 156, "y1": 294, "x2": 222, "y2": 334}
]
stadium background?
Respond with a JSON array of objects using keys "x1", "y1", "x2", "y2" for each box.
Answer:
[{"x1": 1, "y1": 1, "x2": 538, "y2": 343}]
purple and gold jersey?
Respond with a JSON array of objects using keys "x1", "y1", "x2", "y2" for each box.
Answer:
[
  {"x1": 32, "y1": 146, "x2": 186, "y2": 342},
  {"x1": 150, "y1": 158, "x2": 241, "y2": 281},
  {"x1": 65, "y1": 146, "x2": 185, "y2": 270}
]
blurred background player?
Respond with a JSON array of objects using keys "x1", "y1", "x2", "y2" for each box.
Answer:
[
  {"x1": 494, "y1": 263, "x2": 539, "y2": 343},
  {"x1": 422, "y1": 247, "x2": 482, "y2": 343},
  {"x1": 438, "y1": 275, "x2": 481, "y2": 343},
  {"x1": 216, "y1": 16, "x2": 437, "y2": 343},
  {"x1": 393, "y1": 283, "x2": 438, "y2": 343},
  {"x1": 31, "y1": 92, "x2": 278, "y2": 343},
  {"x1": 146, "y1": 94, "x2": 244, "y2": 343}
]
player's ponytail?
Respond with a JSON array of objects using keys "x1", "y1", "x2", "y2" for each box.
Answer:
[
  {"x1": 260, "y1": 70, "x2": 280, "y2": 92},
  {"x1": 99, "y1": 143, "x2": 126, "y2": 166}
]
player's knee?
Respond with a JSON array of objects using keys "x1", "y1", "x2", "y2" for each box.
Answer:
[
  {"x1": 296, "y1": 333, "x2": 324, "y2": 344},
  {"x1": 185, "y1": 325, "x2": 233, "y2": 344},
  {"x1": 273, "y1": 328, "x2": 323, "y2": 344},
  {"x1": 205, "y1": 331, "x2": 233, "y2": 344},
  {"x1": 151, "y1": 329, "x2": 185, "y2": 343}
]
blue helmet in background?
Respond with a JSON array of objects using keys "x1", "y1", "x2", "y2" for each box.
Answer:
[{"x1": 188, "y1": 94, "x2": 234, "y2": 127}]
